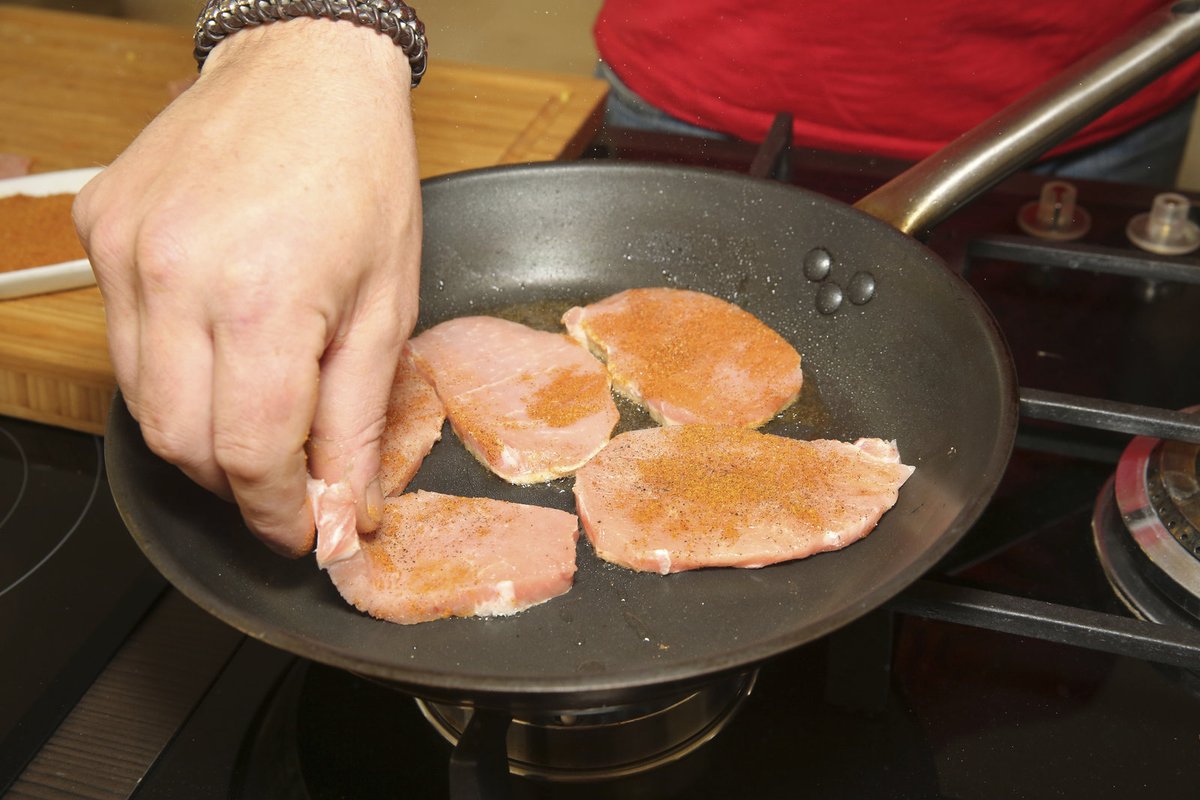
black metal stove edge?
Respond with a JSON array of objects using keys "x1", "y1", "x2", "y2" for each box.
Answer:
[{"x1": 128, "y1": 638, "x2": 297, "y2": 800}]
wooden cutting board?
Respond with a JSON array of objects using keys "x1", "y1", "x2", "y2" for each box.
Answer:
[{"x1": 0, "y1": 6, "x2": 606, "y2": 434}]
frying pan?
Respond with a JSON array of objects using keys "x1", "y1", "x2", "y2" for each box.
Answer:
[{"x1": 106, "y1": 5, "x2": 1200, "y2": 711}]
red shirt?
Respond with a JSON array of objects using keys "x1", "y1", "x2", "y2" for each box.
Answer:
[{"x1": 594, "y1": 1, "x2": 1200, "y2": 160}]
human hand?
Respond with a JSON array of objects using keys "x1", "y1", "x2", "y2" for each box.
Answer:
[{"x1": 74, "y1": 19, "x2": 421, "y2": 556}]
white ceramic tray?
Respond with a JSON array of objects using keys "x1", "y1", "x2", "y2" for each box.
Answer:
[{"x1": 0, "y1": 167, "x2": 102, "y2": 300}]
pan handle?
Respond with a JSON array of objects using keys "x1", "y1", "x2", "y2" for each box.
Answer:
[
  {"x1": 1020, "y1": 388, "x2": 1200, "y2": 444},
  {"x1": 854, "y1": 1, "x2": 1200, "y2": 237}
]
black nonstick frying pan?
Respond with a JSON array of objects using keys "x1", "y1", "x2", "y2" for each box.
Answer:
[{"x1": 106, "y1": 5, "x2": 1200, "y2": 711}]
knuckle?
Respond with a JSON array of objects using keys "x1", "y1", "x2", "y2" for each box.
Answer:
[
  {"x1": 314, "y1": 414, "x2": 387, "y2": 456},
  {"x1": 71, "y1": 172, "x2": 110, "y2": 237},
  {"x1": 205, "y1": 248, "x2": 319, "y2": 327},
  {"x1": 78, "y1": 214, "x2": 129, "y2": 274},
  {"x1": 211, "y1": 266, "x2": 275, "y2": 325},
  {"x1": 70, "y1": 183, "x2": 95, "y2": 235},
  {"x1": 212, "y1": 435, "x2": 277, "y2": 485},
  {"x1": 138, "y1": 415, "x2": 201, "y2": 468},
  {"x1": 133, "y1": 218, "x2": 192, "y2": 293}
]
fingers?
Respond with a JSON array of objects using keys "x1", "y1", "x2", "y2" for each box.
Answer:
[
  {"x1": 136, "y1": 265, "x2": 231, "y2": 499},
  {"x1": 210, "y1": 295, "x2": 326, "y2": 557},
  {"x1": 308, "y1": 303, "x2": 407, "y2": 533}
]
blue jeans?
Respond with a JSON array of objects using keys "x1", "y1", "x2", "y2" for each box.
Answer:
[
  {"x1": 598, "y1": 61, "x2": 729, "y2": 140},
  {"x1": 598, "y1": 61, "x2": 1195, "y2": 187},
  {"x1": 1032, "y1": 96, "x2": 1196, "y2": 186}
]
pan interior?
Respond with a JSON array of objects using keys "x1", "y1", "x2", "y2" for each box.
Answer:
[{"x1": 106, "y1": 163, "x2": 1016, "y2": 707}]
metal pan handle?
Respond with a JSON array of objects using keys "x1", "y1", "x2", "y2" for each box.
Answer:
[{"x1": 854, "y1": 1, "x2": 1200, "y2": 236}]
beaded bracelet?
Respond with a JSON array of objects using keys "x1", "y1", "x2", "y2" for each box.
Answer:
[{"x1": 194, "y1": 0, "x2": 428, "y2": 88}]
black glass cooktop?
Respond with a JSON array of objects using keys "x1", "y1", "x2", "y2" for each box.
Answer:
[{"x1": 0, "y1": 416, "x2": 161, "y2": 792}]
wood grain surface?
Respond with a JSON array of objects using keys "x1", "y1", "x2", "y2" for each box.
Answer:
[{"x1": 0, "y1": 6, "x2": 606, "y2": 434}]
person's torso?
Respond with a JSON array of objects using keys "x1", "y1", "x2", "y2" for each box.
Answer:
[{"x1": 594, "y1": 0, "x2": 1200, "y2": 159}]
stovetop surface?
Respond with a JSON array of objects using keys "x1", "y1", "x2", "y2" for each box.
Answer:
[
  {"x1": 134, "y1": 512, "x2": 1200, "y2": 799},
  {"x1": 117, "y1": 455, "x2": 1200, "y2": 800},
  {"x1": 5, "y1": 130, "x2": 1200, "y2": 799}
]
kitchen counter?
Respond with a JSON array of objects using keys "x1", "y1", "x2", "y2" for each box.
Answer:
[{"x1": 0, "y1": 5, "x2": 607, "y2": 434}]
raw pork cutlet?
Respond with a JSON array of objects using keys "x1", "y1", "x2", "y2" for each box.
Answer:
[
  {"x1": 406, "y1": 316, "x2": 620, "y2": 484},
  {"x1": 306, "y1": 357, "x2": 445, "y2": 567},
  {"x1": 321, "y1": 491, "x2": 579, "y2": 624},
  {"x1": 573, "y1": 425, "x2": 914, "y2": 574},
  {"x1": 379, "y1": 355, "x2": 446, "y2": 497},
  {"x1": 562, "y1": 288, "x2": 803, "y2": 428}
]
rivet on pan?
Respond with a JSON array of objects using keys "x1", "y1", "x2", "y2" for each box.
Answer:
[
  {"x1": 847, "y1": 271, "x2": 876, "y2": 305},
  {"x1": 816, "y1": 282, "x2": 844, "y2": 315},
  {"x1": 802, "y1": 248, "x2": 832, "y2": 281}
]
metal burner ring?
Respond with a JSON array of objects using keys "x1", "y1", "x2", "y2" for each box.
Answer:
[{"x1": 415, "y1": 669, "x2": 757, "y2": 782}]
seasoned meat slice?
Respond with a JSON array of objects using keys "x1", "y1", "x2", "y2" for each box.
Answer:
[
  {"x1": 406, "y1": 316, "x2": 619, "y2": 484},
  {"x1": 322, "y1": 491, "x2": 579, "y2": 624},
  {"x1": 562, "y1": 288, "x2": 803, "y2": 428},
  {"x1": 573, "y1": 426, "x2": 914, "y2": 574},
  {"x1": 379, "y1": 356, "x2": 446, "y2": 497}
]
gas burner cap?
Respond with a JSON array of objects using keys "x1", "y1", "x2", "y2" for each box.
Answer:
[
  {"x1": 416, "y1": 670, "x2": 757, "y2": 781},
  {"x1": 1095, "y1": 480, "x2": 1200, "y2": 696},
  {"x1": 1017, "y1": 180, "x2": 1091, "y2": 241},
  {"x1": 1108, "y1": 406, "x2": 1200, "y2": 619}
]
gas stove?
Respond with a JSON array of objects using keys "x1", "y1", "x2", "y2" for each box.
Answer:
[{"x1": 3, "y1": 128, "x2": 1200, "y2": 799}]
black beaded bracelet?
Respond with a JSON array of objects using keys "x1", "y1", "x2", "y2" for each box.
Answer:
[{"x1": 194, "y1": 0, "x2": 428, "y2": 88}]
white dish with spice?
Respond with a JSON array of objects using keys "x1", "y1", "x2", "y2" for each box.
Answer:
[{"x1": 0, "y1": 167, "x2": 102, "y2": 300}]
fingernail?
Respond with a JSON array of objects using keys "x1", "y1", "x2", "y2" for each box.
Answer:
[{"x1": 362, "y1": 478, "x2": 384, "y2": 530}]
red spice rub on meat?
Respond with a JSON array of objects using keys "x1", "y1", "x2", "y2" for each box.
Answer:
[
  {"x1": 573, "y1": 425, "x2": 914, "y2": 574},
  {"x1": 323, "y1": 491, "x2": 579, "y2": 624},
  {"x1": 379, "y1": 355, "x2": 446, "y2": 497},
  {"x1": 407, "y1": 316, "x2": 619, "y2": 484},
  {"x1": 562, "y1": 288, "x2": 803, "y2": 428}
]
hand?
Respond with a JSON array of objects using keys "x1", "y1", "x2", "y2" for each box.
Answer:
[{"x1": 74, "y1": 19, "x2": 421, "y2": 556}]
